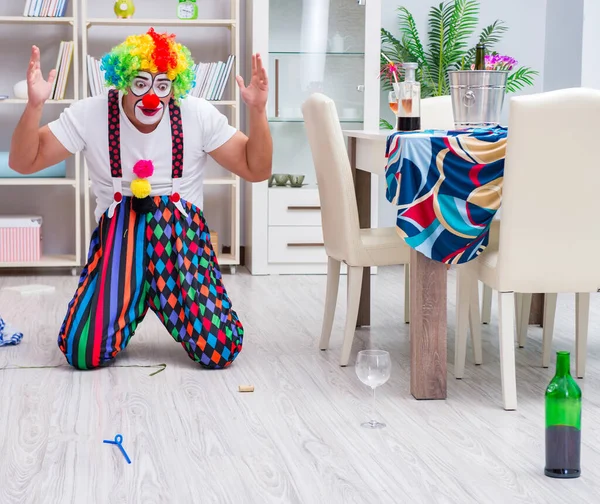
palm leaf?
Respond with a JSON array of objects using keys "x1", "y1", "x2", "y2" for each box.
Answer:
[
  {"x1": 381, "y1": 27, "x2": 411, "y2": 63},
  {"x1": 380, "y1": 28, "x2": 423, "y2": 91},
  {"x1": 379, "y1": 0, "x2": 537, "y2": 99},
  {"x1": 426, "y1": 2, "x2": 445, "y2": 95},
  {"x1": 461, "y1": 20, "x2": 508, "y2": 69},
  {"x1": 397, "y1": 7, "x2": 434, "y2": 85},
  {"x1": 506, "y1": 67, "x2": 539, "y2": 93},
  {"x1": 444, "y1": 0, "x2": 480, "y2": 70},
  {"x1": 427, "y1": 0, "x2": 479, "y2": 95},
  {"x1": 380, "y1": 118, "x2": 394, "y2": 130}
]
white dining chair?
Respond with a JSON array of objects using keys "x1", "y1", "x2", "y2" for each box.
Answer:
[
  {"x1": 421, "y1": 95, "x2": 456, "y2": 130},
  {"x1": 455, "y1": 87, "x2": 600, "y2": 410},
  {"x1": 301, "y1": 93, "x2": 412, "y2": 366}
]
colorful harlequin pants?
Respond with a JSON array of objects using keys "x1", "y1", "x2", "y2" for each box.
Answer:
[{"x1": 58, "y1": 196, "x2": 244, "y2": 370}]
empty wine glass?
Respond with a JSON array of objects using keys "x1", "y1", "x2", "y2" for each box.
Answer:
[{"x1": 355, "y1": 349, "x2": 391, "y2": 428}]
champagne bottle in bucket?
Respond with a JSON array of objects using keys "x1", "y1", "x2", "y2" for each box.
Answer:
[{"x1": 475, "y1": 43, "x2": 486, "y2": 70}]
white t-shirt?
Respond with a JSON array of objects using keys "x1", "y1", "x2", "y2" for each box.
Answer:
[{"x1": 48, "y1": 92, "x2": 237, "y2": 222}]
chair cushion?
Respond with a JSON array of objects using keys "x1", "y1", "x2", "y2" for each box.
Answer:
[{"x1": 354, "y1": 227, "x2": 411, "y2": 267}]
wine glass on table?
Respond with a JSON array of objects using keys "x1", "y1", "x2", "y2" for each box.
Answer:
[
  {"x1": 388, "y1": 91, "x2": 399, "y2": 115},
  {"x1": 355, "y1": 349, "x2": 391, "y2": 429}
]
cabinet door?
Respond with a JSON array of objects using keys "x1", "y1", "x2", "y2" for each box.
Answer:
[{"x1": 266, "y1": 0, "x2": 367, "y2": 187}]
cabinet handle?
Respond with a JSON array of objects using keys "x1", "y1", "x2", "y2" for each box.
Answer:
[
  {"x1": 275, "y1": 58, "x2": 279, "y2": 117},
  {"x1": 287, "y1": 242, "x2": 324, "y2": 247},
  {"x1": 287, "y1": 205, "x2": 321, "y2": 210}
]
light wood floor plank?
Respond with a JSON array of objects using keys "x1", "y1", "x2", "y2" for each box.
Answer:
[{"x1": 0, "y1": 267, "x2": 599, "y2": 502}]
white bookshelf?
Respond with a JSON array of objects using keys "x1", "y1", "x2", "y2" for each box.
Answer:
[
  {"x1": 81, "y1": 0, "x2": 242, "y2": 272},
  {"x1": 86, "y1": 18, "x2": 236, "y2": 27},
  {"x1": 0, "y1": 15, "x2": 75, "y2": 24},
  {"x1": 0, "y1": 6, "x2": 81, "y2": 272},
  {"x1": 0, "y1": 99, "x2": 75, "y2": 104}
]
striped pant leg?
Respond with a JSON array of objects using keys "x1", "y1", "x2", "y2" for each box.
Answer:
[
  {"x1": 145, "y1": 199, "x2": 244, "y2": 369},
  {"x1": 58, "y1": 202, "x2": 149, "y2": 369}
]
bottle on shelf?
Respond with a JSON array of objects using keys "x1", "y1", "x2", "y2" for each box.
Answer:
[
  {"x1": 394, "y1": 62, "x2": 421, "y2": 132},
  {"x1": 475, "y1": 43, "x2": 486, "y2": 70},
  {"x1": 545, "y1": 350, "x2": 582, "y2": 479}
]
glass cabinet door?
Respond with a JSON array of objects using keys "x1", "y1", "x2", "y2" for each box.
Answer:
[{"x1": 267, "y1": 0, "x2": 365, "y2": 187}]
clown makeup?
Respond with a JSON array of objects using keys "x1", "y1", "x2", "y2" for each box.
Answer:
[
  {"x1": 127, "y1": 71, "x2": 173, "y2": 126},
  {"x1": 131, "y1": 72, "x2": 173, "y2": 98}
]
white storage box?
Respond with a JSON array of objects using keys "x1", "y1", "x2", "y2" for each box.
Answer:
[{"x1": 0, "y1": 216, "x2": 42, "y2": 263}]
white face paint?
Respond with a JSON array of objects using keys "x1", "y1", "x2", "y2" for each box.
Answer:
[
  {"x1": 134, "y1": 100, "x2": 164, "y2": 125},
  {"x1": 130, "y1": 71, "x2": 172, "y2": 125}
]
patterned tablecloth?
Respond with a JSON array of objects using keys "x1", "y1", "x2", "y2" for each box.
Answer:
[{"x1": 385, "y1": 126, "x2": 507, "y2": 265}]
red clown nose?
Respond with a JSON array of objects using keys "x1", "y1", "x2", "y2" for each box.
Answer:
[{"x1": 142, "y1": 93, "x2": 160, "y2": 109}]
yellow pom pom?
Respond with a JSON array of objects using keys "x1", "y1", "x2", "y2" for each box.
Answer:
[{"x1": 130, "y1": 178, "x2": 151, "y2": 199}]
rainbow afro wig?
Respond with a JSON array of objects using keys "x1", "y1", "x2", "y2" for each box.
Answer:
[{"x1": 100, "y1": 28, "x2": 195, "y2": 102}]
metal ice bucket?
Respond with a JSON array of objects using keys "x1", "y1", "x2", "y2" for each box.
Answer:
[{"x1": 448, "y1": 70, "x2": 508, "y2": 128}]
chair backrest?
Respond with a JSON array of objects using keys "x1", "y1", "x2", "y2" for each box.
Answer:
[
  {"x1": 301, "y1": 93, "x2": 362, "y2": 263},
  {"x1": 421, "y1": 95, "x2": 456, "y2": 130},
  {"x1": 497, "y1": 87, "x2": 600, "y2": 292}
]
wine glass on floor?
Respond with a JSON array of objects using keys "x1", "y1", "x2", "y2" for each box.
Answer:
[{"x1": 355, "y1": 349, "x2": 391, "y2": 428}]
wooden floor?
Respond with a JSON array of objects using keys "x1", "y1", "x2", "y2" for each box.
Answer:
[{"x1": 0, "y1": 266, "x2": 598, "y2": 503}]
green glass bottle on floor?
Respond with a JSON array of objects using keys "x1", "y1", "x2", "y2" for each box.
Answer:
[{"x1": 545, "y1": 351, "x2": 582, "y2": 478}]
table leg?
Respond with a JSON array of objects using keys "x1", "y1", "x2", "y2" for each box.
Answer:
[
  {"x1": 529, "y1": 294, "x2": 545, "y2": 327},
  {"x1": 410, "y1": 249, "x2": 447, "y2": 400},
  {"x1": 349, "y1": 137, "x2": 371, "y2": 327}
]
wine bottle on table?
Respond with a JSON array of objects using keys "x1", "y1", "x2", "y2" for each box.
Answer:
[
  {"x1": 475, "y1": 43, "x2": 486, "y2": 70},
  {"x1": 545, "y1": 351, "x2": 582, "y2": 479}
]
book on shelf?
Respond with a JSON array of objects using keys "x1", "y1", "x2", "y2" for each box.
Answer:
[
  {"x1": 87, "y1": 56, "x2": 111, "y2": 97},
  {"x1": 23, "y1": 0, "x2": 70, "y2": 17},
  {"x1": 191, "y1": 55, "x2": 235, "y2": 101},
  {"x1": 87, "y1": 55, "x2": 236, "y2": 103},
  {"x1": 50, "y1": 41, "x2": 74, "y2": 100}
]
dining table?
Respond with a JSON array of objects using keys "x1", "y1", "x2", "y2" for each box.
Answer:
[{"x1": 342, "y1": 126, "x2": 544, "y2": 401}]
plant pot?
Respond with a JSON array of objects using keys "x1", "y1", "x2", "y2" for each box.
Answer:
[{"x1": 448, "y1": 70, "x2": 508, "y2": 128}]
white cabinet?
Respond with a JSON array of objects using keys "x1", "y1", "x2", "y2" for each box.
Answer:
[{"x1": 245, "y1": 0, "x2": 381, "y2": 275}]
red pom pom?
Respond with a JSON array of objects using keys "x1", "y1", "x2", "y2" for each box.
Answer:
[
  {"x1": 142, "y1": 93, "x2": 160, "y2": 109},
  {"x1": 171, "y1": 192, "x2": 180, "y2": 203},
  {"x1": 114, "y1": 192, "x2": 122, "y2": 202},
  {"x1": 133, "y1": 160, "x2": 155, "y2": 178}
]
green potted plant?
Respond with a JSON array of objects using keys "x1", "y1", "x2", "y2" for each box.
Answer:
[{"x1": 380, "y1": 0, "x2": 538, "y2": 128}]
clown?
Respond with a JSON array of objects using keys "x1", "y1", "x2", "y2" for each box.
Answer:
[{"x1": 9, "y1": 29, "x2": 272, "y2": 370}]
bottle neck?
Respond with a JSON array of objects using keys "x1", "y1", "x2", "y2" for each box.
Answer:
[{"x1": 555, "y1": 351, "x2": 571, "y2": 377}]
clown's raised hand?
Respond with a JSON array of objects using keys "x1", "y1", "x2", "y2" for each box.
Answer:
[
  {"x1": 236, "y1": 54, "x2": 268, "y2": 112},
  {"x1": 27, "y1": 46, "x2": 57, "y2": 108}
]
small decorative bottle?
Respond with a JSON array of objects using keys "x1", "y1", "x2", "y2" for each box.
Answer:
[
  {"x1": 394, "y1": 62, "x2": 421, "y2": 132},
  {"x1": 545, "y1": 351, "x2": 582, "y2": 478},
  {"x1": 177, "y1": 0, "x2": 199, "y2": 20}
]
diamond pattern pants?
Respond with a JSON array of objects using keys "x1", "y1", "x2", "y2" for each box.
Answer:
[{"x1": 58, "y1": 196, "x2": 244, "y2": 370}]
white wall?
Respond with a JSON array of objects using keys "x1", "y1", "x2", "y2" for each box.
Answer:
[
  {"x1": 0, "y1": 1, "x2": 244, "y2": 260},
  {"x1": 378, "y1": 0, "x2": 548, "y2": 227},
  {"x1": 581, "y1": 0, "x2": 600, "y2": 88},
  {"x1": 544, "y1": 0, "x2": 583, "y2": 91}
]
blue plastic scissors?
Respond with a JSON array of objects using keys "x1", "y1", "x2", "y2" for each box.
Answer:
[{"x1": 103, "y1": 434, "x2": 131, "y2": 464}]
